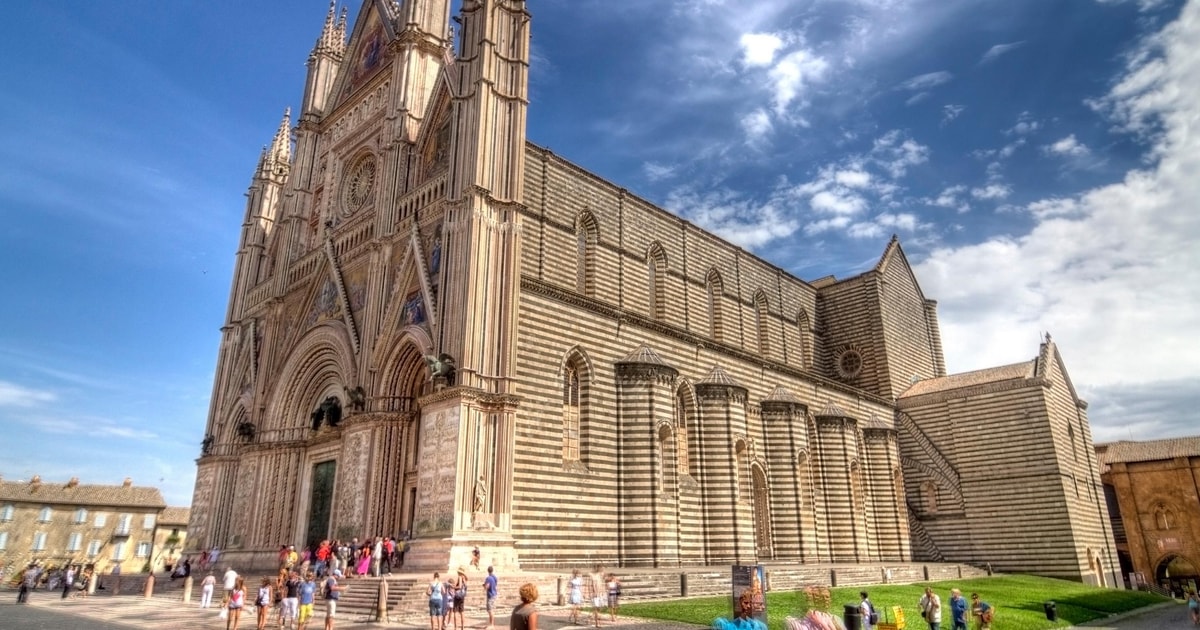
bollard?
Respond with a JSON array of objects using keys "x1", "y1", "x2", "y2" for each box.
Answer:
[
  {"x1": 830, "y1": 569, "x2": 838, "y2": 588},
  {"x1": 681, "y1": 573, "x2": 688, "y2": 597},
  {"x1": 377, "y1": 578, "x2": 389, "y2": 622},
  {"x1": 113, "y1": 576, "x2": 122, "y2": 596},
  {"x1": 182, "y1": 575, "x2": 194, "y2": 603},
  {"x1": 557, "y1": 576, "x2": 565, "y2": 606},
  {"x1": 88, "y1": 574, "x2": 98, "y2": 595},
  {"x1": 144, "y1": 573, "x2": 155, "y2": 598}
]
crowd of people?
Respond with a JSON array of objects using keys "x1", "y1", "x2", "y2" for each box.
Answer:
[
  {"x1": 10, "y1": 561, "x2": 98, "y2": 602},
  {"x1": 912, "y1": 586, "x2": 994, "y2": 630},
  {"x1": 200, "y1": 563, "x2": 345, "y2": 630}
]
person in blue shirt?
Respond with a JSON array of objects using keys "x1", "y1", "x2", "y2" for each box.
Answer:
[
  {"x1": 483, "y1": 566, "x2": 499, "y2": 629},
  {"x1": 949, "y1": 589, "x2": 968, "y2": 630},
  {"x1": 298, "y1": 573, "x2": 317, "y2": 630}
]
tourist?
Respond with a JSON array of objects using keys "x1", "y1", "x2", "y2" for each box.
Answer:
[
  {"x1": 969, "y1": 593, "x2": 992, "y2": 630},
  {"x1": 283, "y1": 571, "x2": 302, "y2": 629},
  {"x1": 471, "y1": 546, "x2": 481, "y2": 569},
  {"x1": 568, "y1": 569, "x2": 584, "y2": 624},
  {"x1": 451, "y1": 567, "x2": 469, "y2": 630},
  {"x1": 315, "y1": 540, "x2": 331, "y2": 577},
  {"x1": 355, "y1": 543, "x2": 371, "y2": 577},
  {"x1": 256, "y1": 577, "x2": 273, "y2": 630},
  {"x1": 371, "y1": 537, "x2": 383, "y2": 577},
  {"x1": 226, "y1": 576, "x2": 247, "y2": 630},
  {"x1": 201, "y1": 572, "x2": 217, "y2": 608},
  {"x1": 224, "y1": 566, "x2": 240, "y2": 605},
  {"x1": 510, "y1": 583, "x2": 539, "y2": 630},
  {"x1": 483, "y1": 566, "x2": 499, "y2": 629},
  {"x1": 17, "y1": 563, "x2": 39, "y2": 603},
  {"x1": 948, "y1": 589, "x2": 968, "y2": 630},
  {"x1": 428, "y1": 571, "x2": 446, "y2": 630},
  {"x1": 443, "y1": 573, "x2": 455, "y2": 628},
  {"x1": 62, "y1": 565, "x2": 76, "y2": 599},
  {"x1": 324, "y1": 569, "x2": 344, "y2": 630},
  {"x1": 298, "y1": 572, "x2": 317, "y2": 630},
  {"x1": 382, "y1": 537, "x2": 394, "y2": 575},
  {"x1": 272, "y1": 569, "x2": 287, "y2": 628},
  {"x1": 860, "y1": 591, "x2": 876, "y2": 630},
  {"x1": 919, "y1": 586, "x2": 941, "y2": 630},
  {"x1": 606, "y1": 573, "x2": 621, "y2": 621},
  {"x1": 1189, "y1": 589, "x2": 1200, "y2": 625},
  {"x1": 588, "y1": 564, "x2": 606, "y2": 627}
]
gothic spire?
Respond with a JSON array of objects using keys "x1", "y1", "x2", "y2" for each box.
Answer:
[
  {"x1": 313, "y1": 1, "x2": 347, "y2": 58},
  {"x1": 269, "y1": 107, "x2": 292, "y2": 165}
]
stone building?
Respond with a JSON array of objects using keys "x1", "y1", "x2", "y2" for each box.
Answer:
[
  {"x1": 1098, "y1": 437, "x2": 1200, "y2": 592},
  {"x1": 189, "y1": 0, "x2": 1116, "y2": 583},
  {"x1": 0, "y1": 476, "x2": 186, "y2": 574}
]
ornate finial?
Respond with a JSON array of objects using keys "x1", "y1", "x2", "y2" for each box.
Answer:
[{"x1": 1044, "y1": 332, "x2": 1052, "y2": 344}]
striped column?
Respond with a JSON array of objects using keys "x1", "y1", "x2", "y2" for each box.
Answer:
[{"x1": 695, "y1": 365, "x2": 750, "y2": 564}]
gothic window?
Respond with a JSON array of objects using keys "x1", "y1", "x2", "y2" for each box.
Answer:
[
  {"x1": 755, "y1": 291, "x2": 770, "y2": 357},
  {"x1": 562, "y1": 364, "x2": 581, "y2": 462},
  {"x1": 797, "y1": 309, "x2": 813, "y2": 369},
  {"x1": 1156, "y1": 505, "x2": 1175, "y2": 530},
  {"x1": 922, "y1": 480, "x2": 938, "y2": 514},
  {"x1": 736, "y1": 440, "x2": 750, "y2": 502},
  {"x1": 707, "y1": 269, "x2": 724, "y2": 342},
  {"x1": 658, "y1": 424, "x2": 675, "y2": 494},
  {"x1": 675, "y1": 389, "x2": 692, "y2": 475},
  {"x1": 648, "y1": 243, "x2": 667, "y2": 320},
  {"x1": 576, "y1": 212, "x2": 598, "y2": 297}
]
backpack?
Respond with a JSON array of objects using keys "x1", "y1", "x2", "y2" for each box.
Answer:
[{"x1": 866, "y1": 600, "x2": 879, "y2": 625}]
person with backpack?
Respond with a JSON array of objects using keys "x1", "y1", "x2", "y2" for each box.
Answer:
[
  {"x1": 949, "y1": 589, "x2": 968, "y2": 630},
  {"x1": 428, "y1": 571, "x2": 446, "y2": 630},
  {"x1": 860, "y1": 591, "x2": 878, "y2": 630},
  {"x1": 970, "y1": 593, "x2": 993, "y2": 630},
  {"x1": 323, "y1": 570, "x2": 345, "y2": 630},
  {"x1": 920, "y1": 586, "x2": 942, "y2": 630},
  {"x1": 451, "y1": 567, "x2": 469, "y2": 630}
]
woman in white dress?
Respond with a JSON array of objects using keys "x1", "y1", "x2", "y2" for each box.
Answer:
[{"x1": 568, "y1": 569, "x2": 584, "y2": 624}]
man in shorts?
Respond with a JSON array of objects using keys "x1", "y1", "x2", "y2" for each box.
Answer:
[
  {"x1": 298, "y1": 573, "x2": 317, "y2": 630},
  {"x1": 483, "y1": 566, "x2": 498, "y2": 629},
  {"x1": 324, "y1": 570, "x2": 345, "y2": 630}
]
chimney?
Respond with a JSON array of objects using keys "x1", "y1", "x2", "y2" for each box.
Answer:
[
  {"x1": 30, "y1": 475, "x2": 41, "y2": 489},
  {"x1": 122, "y1": 477, "x2": 133, "y2": 487},
  {"x1": 67, "y1": 477, "x2": 80, "y2": 489}
]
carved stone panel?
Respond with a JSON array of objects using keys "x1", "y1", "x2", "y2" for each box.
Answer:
[
  {"x1": 415, "y1": 405, "x2": 460, "y2": 535},
  {"x1": 336, "y1": 429, "x2": 371, "y2": 530},
  {"x1": 189, "y1": 466, "x2": 216, "y2": 549}
]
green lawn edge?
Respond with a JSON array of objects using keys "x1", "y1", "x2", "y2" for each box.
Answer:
[{"x1": 618, "y1": 575, "x2": 1170, "y2": 630}]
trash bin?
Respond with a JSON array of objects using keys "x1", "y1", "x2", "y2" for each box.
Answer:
[
  {"x1": 844, "y1": 603, "x2": 862, "y2": 630},
  {"x1": 1044, "y1": 601, "x2": 1057, "y2": 621}
]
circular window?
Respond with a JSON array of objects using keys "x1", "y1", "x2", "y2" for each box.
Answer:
[
  {"x1": 837, "y1": 349, "x2": 863, "y2": 379},
  {"x1": 342, "y1": 155, "x2": 377, "y2": 213}
]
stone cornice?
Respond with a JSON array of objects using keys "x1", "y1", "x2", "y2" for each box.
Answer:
[
  {"x1": 418, "y1": 385, "x2": 524, "y2": 410},
  {"x1": 614, "y1": 362, "x2": 678, "y2": 385}
]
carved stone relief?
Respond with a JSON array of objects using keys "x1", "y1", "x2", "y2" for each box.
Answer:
[{"x1": 415, "y1": 407, "x2": 460, "y2": 535}]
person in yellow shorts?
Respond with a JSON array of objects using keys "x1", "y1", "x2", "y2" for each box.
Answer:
[{"x1": 297, "y1": 572, "x2": 318, "y2": 629}]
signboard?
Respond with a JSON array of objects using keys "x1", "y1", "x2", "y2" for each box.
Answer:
[{"x1": 731, "y1": 565, "x2": 767, "y2": 624}]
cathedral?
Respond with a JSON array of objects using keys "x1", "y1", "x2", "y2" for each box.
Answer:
[{"x1": 190, "y1": 0, "x2": 1118, "y2": 584}]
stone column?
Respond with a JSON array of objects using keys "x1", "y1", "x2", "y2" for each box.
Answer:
[
  {"x1": 694, "y1": 365, "x2": 749, "y2": 564},
  {"x1": 761, "y1": 387, "x2": 808, "y2": 561},
  {"x1": 813, "y1": 404, "x2": 860, "y2": 562},
  {"x1": 614, "y1": 345, "x2": 679, "y2": 567}
]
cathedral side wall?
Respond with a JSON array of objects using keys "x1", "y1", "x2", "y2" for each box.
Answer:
[
  {"x1": 513, "y1": 287, "x2": 901, "y2": 568},
  {"x1": 815, "y1": 276, "x2": 884, "y2": 392},
  {"x1": 900, "y1": 381, "x2": 1088, "y2": 578}
]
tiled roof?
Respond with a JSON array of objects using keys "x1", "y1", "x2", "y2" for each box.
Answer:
[
  {"x1": 900, "y1": 361, "x2": 1034, "y2": 398},
  {"x1": 616, "y1": 344, "x2": 670, "y2": 366},
  {"x1": 160, "y1": 506, "x2": 191, "y2": 525},
  {"x1": 0, "y1": 479, "x2": 166, "y2": 509},
  {"x1": 862, "y1": 414, "x2": 891, "y2": 430},
  {"x1": 698, "y1": 365, "x2": 744, "y2": 388},
  {"x1": 1096, "y1": 437, "x2": 1200, "y2": 471},
  {"x1": 764, "y1": 386, "x2": 801, "y2": 403},
  {"x1": 815, "y1": 402, "x2": 851, "y2": 418}
]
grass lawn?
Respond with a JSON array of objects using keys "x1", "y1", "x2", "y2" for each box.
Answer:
[{"x1": 619, "y1": 575, "x2": 1170, "y2": 630}]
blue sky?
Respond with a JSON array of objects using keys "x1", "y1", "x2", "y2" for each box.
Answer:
[{"x1": 2, "y1": 0, "x2": 1197, "y2": 506}]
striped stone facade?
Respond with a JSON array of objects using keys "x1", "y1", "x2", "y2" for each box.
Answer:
[{"x1": 189, "y1": 0, "x2": 1114, "y2": 581}]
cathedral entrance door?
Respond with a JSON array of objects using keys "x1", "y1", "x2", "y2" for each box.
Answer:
[
  {"x1": 306, "y1": 460, "x2": 337, "y2": 547},
  {"x1": 751, "y1": 465, "x2": 773, "y2": 559}
]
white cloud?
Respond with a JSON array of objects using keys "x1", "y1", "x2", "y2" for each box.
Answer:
[
  {"x1": 666, "y1": 185, "x2": 801, "y2": 249},
  {"x1": 942, "y1": 104, "x2": 965, "y2": 124},
  {"x1": 872, "y1": 130, "x2": 931, "y2": 178},
  {"x1": 643, "y1": 161, "x2": 677, "y2": 182},
  {"x1": 914, "y1": 2, "x2": 1200, "y2": 398},
  {"x1": 740, "y1": 108, "x2": 774, "y2": 143},
  {"x1": 835, "y1": 169, "x2": 872, "y2": 188},
  {"x1": 970, "y1": 184, "x2": 1012, "y2": 200},
  {"x1": 979, "y1": 41, "x2": 1026, "y2": 64},
  {"x1": 767, "y1": 49, "x2": 830, "y2": 115},
  {"x1": 1007, "y1": 113, "x2": 1041, "y2": 136},
  {"x1": 740, "y1": 32, "x2": 786, "y2": 67},
  {"x1": 905, "y1": 92, "x2": 931, "y2": 106},
  {"x1": 1044, "y1": 134, "x2": 1091, "y2": 157},
  {"x1": 0, "y1": 381, "x2": 57, "y2": 407},
  {"x1": 811, "y1": 189, "x2": 867, "y2": 215},
  {"x1": 929, "y1": 185, "x2": 970, "y2": 213},
  {"x1": 897, "y1": 71, "x2": 953, "y2": 91}
]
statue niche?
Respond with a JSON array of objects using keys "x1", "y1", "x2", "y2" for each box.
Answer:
[{"x1": 310, "y1": 396, "x2": 344, "y2": 431}]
